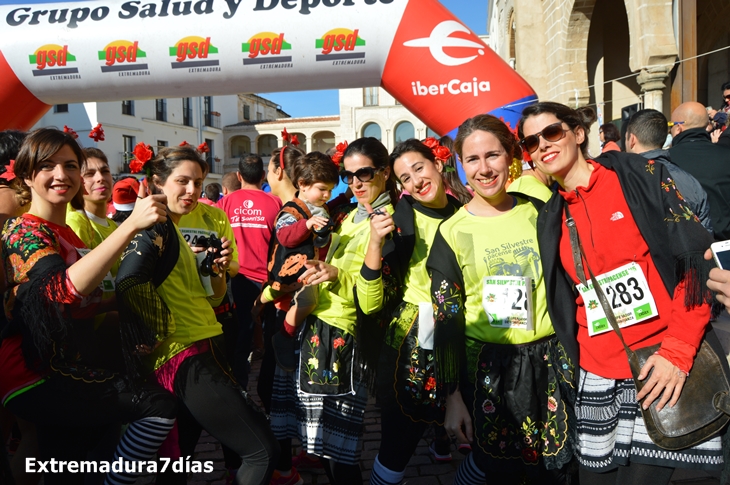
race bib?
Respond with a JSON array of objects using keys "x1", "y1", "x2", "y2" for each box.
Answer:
[
  {"x1": 576, "y1": 262, "x2": 658, "y2": 337},
  {"x1": 417, "y1": 301, "x2": 435, "y2": 350},
  {"x1": 481, "y1": 276, "x2": 533, "y2": 330},
  {"x1": 76, "y1": 248, "x2": 115, "y2": 292},
  {"x1": 179, "y1": 227, "x2": 216, "y2": 296}
]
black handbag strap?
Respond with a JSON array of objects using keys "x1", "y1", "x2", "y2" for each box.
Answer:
[{"x1": 564, "y1": 205, "x2": 633, "y2": 357}]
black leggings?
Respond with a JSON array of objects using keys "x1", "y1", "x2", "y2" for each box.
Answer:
[
  {"x1": 378, "y1": 405, "x2": 429, "y2": 472},
  {"x1": 173, "y1": 349, "x2": 279, "y2": 485},
  {"x1": 319, "y1": 457, "x2": 362, "y2": 485},
  {"x1": 579, "y1": 463, "x2": 674, "y2": 485}
]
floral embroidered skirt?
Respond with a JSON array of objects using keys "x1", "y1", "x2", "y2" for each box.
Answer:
[
  {"x1": 575, "y1": 369, "x2": 724, "y2": 472},
  {"x1": 462, "y1": 335, "x2": 575, "y2": 471},
  {"x1": 376, "y1": 301, "x2": 444, "y2": 424},
  {"x1": 270, "y1": 316, "x2": 368, "y2": 465}
]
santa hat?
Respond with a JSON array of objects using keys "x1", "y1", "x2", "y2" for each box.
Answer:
[{"x1": 113, "y1": 177, "x2": 140, "y2": 211}]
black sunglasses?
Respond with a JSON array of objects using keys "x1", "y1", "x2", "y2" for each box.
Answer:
[
  {"x1": 340, "y1": 166, "x2": 383, "y2": 185},
  {"x1": 518, "y1": 122, "x2": 568, "y2": 154}
]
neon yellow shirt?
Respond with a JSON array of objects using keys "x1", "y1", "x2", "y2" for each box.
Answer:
[
  {"x1": 66, "y1": 209, "x2": 120, "y2": 276},
  {"x1": 402, "y1": 209, "x2": 443, "y2": 306},
  {"x1": 507, "y1": 174, "x2": 553, "y2": 202}
]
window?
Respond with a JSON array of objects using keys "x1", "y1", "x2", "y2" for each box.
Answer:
[
  {"x1": 205, "y1": 138, "x2": 215, "y2": 172},
  {"x1": 363, "y1": 87, "x2": 379, "y2": 106},
  {"x1": 203, "y1": 96, "x2": 212, "y2": 124},
  {"x1": 157, "y1": 140, "x2": 168, "y2": 151},
  {"x1": 362, "y1": 122, "x2": 381, "y2": 141},
  {"x1": 257, "y1": 135, "x2": 278, "y2": 157},
  {"x1": 312, "y1": 131, "x2": 335, "y2": 153},
  {"x1": 243, "y1": 105, "x2": 250, "y2": 120},
  {"x1": 121, "y1": 100, "x2": 134, "y2": 116},
  {"x1": 155, "y1": 99, "x2": 167, "y2": 122},
  {"x1": 230, "y1": 136, "x2": 251, "y2": 158},
  {"x1": 54, "y1": 104, "x2": 68, "y2": 113},
  {"x1": 426, "y1": 127, "x2": 439, "y2": 138},
  {"x1": 395, "y1": 121, "x2": 415, "y2": 143},
  {"x1": 183, "y1": 98, "x2": 193, "y2": 127},
  {"x1": 256, "y1": 111, "x2": 263, "y2": 120},
  {"x1": 122, "y1": 135, "x2": 135, "y2": 172}
]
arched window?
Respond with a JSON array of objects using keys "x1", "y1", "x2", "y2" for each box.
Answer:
[
  {"x1": 312, "y1": 131, "x2": 335, "y2": 153},
  {"x1": 257, "y1": 134, "x2": 278, "y2": 157},
  {"x1": 361, "y1": 122, "x2": 381, "y2": 141},
  {"x1": 426, "y1": 127, "x2": 439, "y2": 138},
  {"x1": 291, "y1": 132, "x2": 307, "y2": 150},
  {"x1": 394, "y1": 121, "x2": 415, "y2": 144},
  {"x1": 230, "y1": 136, "x2": 251, "y2": 158}
]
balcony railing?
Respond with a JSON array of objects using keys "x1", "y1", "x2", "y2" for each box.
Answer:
[
  {"x1": 205, "y1": 111, "x2": 221, "y2": 129},
  {"x1": 119, "y1": 152, "x2": 133, "y2": 173}
]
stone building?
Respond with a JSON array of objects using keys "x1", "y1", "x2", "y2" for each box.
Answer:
[{"x1": 487, "y1": 0, "x2": 730, "y2": 151}]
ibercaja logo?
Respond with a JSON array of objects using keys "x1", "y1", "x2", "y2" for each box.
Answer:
[
  {"x1": 315, "y1": 28, "x2": 365, "y2": 65},
  {"x1": 169, "y1": 36, "x2": 220, "y2": 72},
  {"x1": 29, "y1": 44, "x2": 78, "y2": 77},
  {"x1": 98, "y1": 40, "x2": 149, "y2": 76},
  {"x1": 242, "y1": 32, "x2": 293, "y2": 69}
]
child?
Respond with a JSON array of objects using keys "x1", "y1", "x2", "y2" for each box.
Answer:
[{"x1": 259, "y1": 151, "x2": 340, "y2": 371}]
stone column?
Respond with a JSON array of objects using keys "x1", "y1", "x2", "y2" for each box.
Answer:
[{"x1": 637, "y1": 66, "x2": 671, "y2": 112}]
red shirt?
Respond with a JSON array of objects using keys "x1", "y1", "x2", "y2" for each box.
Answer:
[
  {"x1": 217, "y1": 189, "x2": 281, "y2": 283},
  {"x1": 558, "y1": 162, "x2": 709, "y2": 378}
]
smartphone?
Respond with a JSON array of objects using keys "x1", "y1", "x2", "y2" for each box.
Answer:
[{"x1": 711, "y1": 240, "x2": 730, "y2": 270}]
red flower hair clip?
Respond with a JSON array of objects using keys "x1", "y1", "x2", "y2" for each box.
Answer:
[
  {"x1": 197, "y1": 142, "x2": 209, "y2": 153},
  {"x1": 0, "y1": 159, "x2": 17, "y2": 182},
  {"x1": 129, "y1": 142, "x2": 154, "y2": 174},
  {"x1": 281, "y1": 128, "x2": 300, "y2": 147},
  {"x1": 179, "y1": 141, "x2": 190, "y2": 147},
  {"x1": 423, "y1": 137, "x2": 452, "y2": 162},
  {"x1": 331, "y1": 141, "x2": 348, "y2": 167},
  {"x1": 63, "y1": 125, "x2": 78, "y2": 139},
  {"x1": 89, "y1": 123, "x2": 105, "y2": 142}
]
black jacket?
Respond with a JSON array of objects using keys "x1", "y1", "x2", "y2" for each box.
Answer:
[{"x1": 669, "y1": 128, "x2": 730, "y2": 239}]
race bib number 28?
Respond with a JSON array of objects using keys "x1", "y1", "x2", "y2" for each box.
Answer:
[
  {"x1": 576, "y1": 262, "x2": 658, "y2": 337},
  {"x1": 482, "y1": 276, "x2": 534, "y2": 330}
]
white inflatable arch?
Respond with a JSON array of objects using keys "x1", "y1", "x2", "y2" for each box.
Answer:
[{"x1": 0, "y1": 0, "x2": 536, "y2": 135}]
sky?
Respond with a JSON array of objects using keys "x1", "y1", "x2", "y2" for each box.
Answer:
[
  {"x1": 0, "y1": 0, "x2": 489, "y2": 117},
  {"x1": 266, "y1": 0, "x2": 489, "y2": 117}
]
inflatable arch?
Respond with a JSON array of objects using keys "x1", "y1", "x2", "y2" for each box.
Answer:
[{"x1": 0, "y1": 0, "x2": 536, "y2": 136}]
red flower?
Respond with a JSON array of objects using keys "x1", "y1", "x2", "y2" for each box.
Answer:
[
  {"x1": 423, "y1": 137, "x2": 439, "y2": 150},
  {"x1": 290, "y1": 134, "x2": 300, "y2": 147},
  {"x1": 130, "y1": 142, "x2": 153, "y2": 174},
  {"x1": 423, "y1": 137, "x2": 452, "y2": 161},
  {"x1": 63, "y1": 125, "x2": 78, "y2": 139},
  {"x1": 0, "y1": 159, "x2": 17, "y2": 182},
  {"x1": 333, "y1": 337, "x2": 346, "y2": 349},
  {"x1": 424, "y1": 376, "x2": 436, "y2": 391},
  {"x1": 88, "y1": 123, "x2": 105, "y2": 142},
  {"x1": 331, "y1": 141, "x2": 348, "y2": 167},
  {"x1": 179, "y1": 141, "x2": 191, "y2": 147},
  {"x1": 521, "y1": 448, "x2": 538, "y2": 463},
  {"x1": 310, "y1": 335, "x2": 320, "y2": 346},
  {"x1": 197, "y1": 142, "x2": 209, "y2": 153},
  {"x1": 281, "y1": 128, "x2": 290, "y2": 143}
]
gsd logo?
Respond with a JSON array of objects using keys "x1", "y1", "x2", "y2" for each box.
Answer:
[
  {"x1": 169, "y1": 36, "x2": 219, "y2": 70},
  {"x1": 242, "y1": 32, "x2": 292, "y2": 68},
  {"x1": 98, "y1": 40, "x2": 148, "y2": 74},
  {"x1": 403, "y1": 20, "x2": 485, "y2": 67},
  {"x1": 315, "y1": 28, "x2": 365, "y2": 64},
  {"x1": 29, "y1": 44, "x2": 78, "y2": 76}
]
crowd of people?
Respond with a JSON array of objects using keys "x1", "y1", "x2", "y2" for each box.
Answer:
[{"x1": 2, "y1": 89, "x2": 730, "y2": 485}]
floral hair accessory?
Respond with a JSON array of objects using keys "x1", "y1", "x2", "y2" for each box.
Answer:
[
  {"x1": 423, "y1": 137, "x2": 452, "y2": 162},
  {"x1": 331, "y1": 140, "x2": 348, "y2": 167},
  {"x1": 89, "y1": 123, "x2": 105, "y2": 142},
  {"x1": 197, "y1": 142, "x2": 209, "y2": 153},
  {"x1": 179, "y1": 141, "x2": 190, "y2": 147},
  {"x1": 0, "y1": 159, "x2": 17, "y2": 182},
  {"x1": 63, "y1": 125, "x2": 78, "y2": 139},
  {"x1": 281, "y1": 128, "x2": 300, "y2": 147},
  {"x1": 129, "y1": 142, "x2": 154, "y2": 174}
]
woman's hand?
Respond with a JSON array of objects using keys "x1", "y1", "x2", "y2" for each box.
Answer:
[
  {"x1": 711, "y1": 129, "x2": 722, "y2": 144},
  {"x1": 445, "y1": 390, "x2": 473, "y2": 444},
  {"x1": 306, "y1": 216, "x2": 329, "y2": 231},
  {"x1": 300, "y1": 260, "x2": 338, "y2": 286},
  {"x1": 126, "y1": 182, "x2": 167, "y2": 230},
  {"x1": 365, "y1": 201, "x2": 395, "y2": 248},
  {"x1": 635, "y1": 354, "x2": 687, "y2": 412}
]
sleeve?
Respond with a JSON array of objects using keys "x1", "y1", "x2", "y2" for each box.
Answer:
[
  {"x1": 262, "y1": 284, "x2": 286, "y2": 302},
  {"x1": 427, "y1": 227, "x2": 467, "y2": 393},
  {"x1": 277, "y1": 218, "x2": 312, "y2": 248},
  {"x1": 657, "y1": 276, "x2": 711, "y2": 374},
  {"x1": 356, "y1": 264, "x2": 384, "y2": 315},
  {"x1": 696, "y1": 191, "x2": 714, "y2": 234}
]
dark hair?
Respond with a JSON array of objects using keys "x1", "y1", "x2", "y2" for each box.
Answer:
[
  {"x1": 455, "y1": 114, "x2": 521, "y2": 162},
  {"x1": 518, "y1": 102, "x2": 597, "y2": 158},
  {"x1": 343, "y1": 137, "x2": 400, "y2": 202},
  {"x1": 291, "y1": 152, "x2": 339, "y2": 189},
  {"x1": 204, "y1": 183, "x2": 221, "y2": 201},
  {"x1": 0, "y1": 130, "x2": 27, "y2": 167},
  {"x1": 438, "y1": 135, "x2": 472, "y2": 205},
  {"x1": 221, "y1": 171, "x2": 241, "y2": 192},
  {"x1": 238, "y1": 154, "x2": 264, "y2": 185},
  {"x1": 81, "y1": 147, "x2": 109, "y2": 170},
  {"x1": 149, "y1": 145, "x2": 208, "y2": 190},
  {"x1": 722, "y1": 81, "x2": 730, "y2": 92},
  {"x1": 269, "y1": 146, "x2": 305, "y2": 182},
  {"x1": 390, "y1": 138, "x2": 436, "y2": 167},
  {"x1": 600, "y1": 123, "x2": 620, "y2": 143},
  {"x1": 15, "y1": 127, "x2": 85, "y2": 209},
  {"x1": 625, "y1": 109, "x2": 668, "y2": 150}
]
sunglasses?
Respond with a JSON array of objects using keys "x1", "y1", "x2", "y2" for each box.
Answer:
[
  {"x1": 340, "y1": 166, "x2": 383, "y2": 185},
  {"x1": 667, "y1": 121, "x2": 684, "y2": 128},
  {"x1": 518, "y1": 122, "x2": 568, "y2": 154}
]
